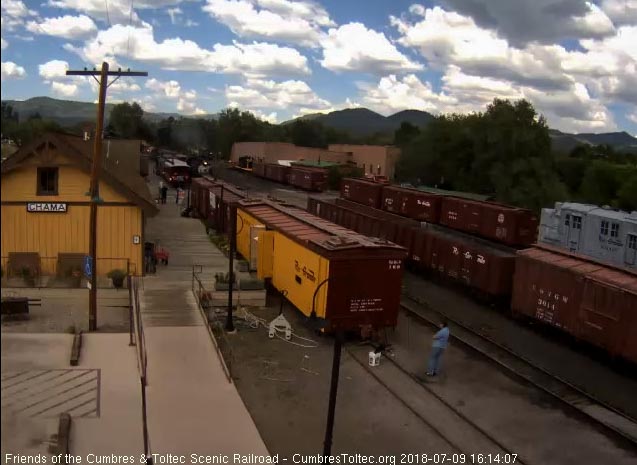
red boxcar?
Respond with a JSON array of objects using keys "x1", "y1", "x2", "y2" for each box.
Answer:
[
  {"x1": 512, "y1": 245, "x2": 637, "y2": 364},
  {"x1": 265, "y1": 164, "x2": 291, "y2": 184},
  {"x1": 253, "y1": 162, "x2": 267, "y2": 178},
  {"x1": 288, "y1": 166, "x2": 327, "y2": 191},
  {"x1": 340, "y1": 178, "x2": 384, "y2": 209},
  {"x1": 381, "y1": 185, "x2": 442, "y2": 223},
  {"x1": 440, "y1": 197, "x2": 538, "y2": 247},
  {"x1": 309, "y1": 196, "x2": 516, "y2": 299},
  {"x1": 417, "y1": 226, "x2": 517, "y2": 298}
]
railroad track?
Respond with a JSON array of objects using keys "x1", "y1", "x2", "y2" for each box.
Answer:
[
  {"x1": 346, "y1": 346, "x2": 530, "y2": 465},
  {"x1": 400, "y1": 294, "x2": 637, "y2": 448}
]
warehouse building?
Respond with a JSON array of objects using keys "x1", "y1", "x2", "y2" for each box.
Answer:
[
  {"x1": 231, "y1": 142, "x2": 401, "y2": 181},
  {"x1": 539, "y1": 202, "x2": 637, "y2": 269},
  {"x1": 327, "y1": 144, "x2": 401, "y2": 180},
  {"x1": 1, "y1": 132, "x2": 158, "y2": 281}
]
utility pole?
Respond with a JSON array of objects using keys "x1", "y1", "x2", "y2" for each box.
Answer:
[
  {"x1": 66, "y1": 62, "x2": 148, "y2": 331},
  {"x1": 226, "y1": 203, "x2": 236, "y2": 332}
]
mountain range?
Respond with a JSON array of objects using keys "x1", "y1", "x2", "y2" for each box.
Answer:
[{"x1": 2, "y1": 97, "x2": 636, "y2": 151}]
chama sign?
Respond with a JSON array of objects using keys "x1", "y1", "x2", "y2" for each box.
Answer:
[{"x1": 27, "y1": 202, "x2": 68, "y2": 213}]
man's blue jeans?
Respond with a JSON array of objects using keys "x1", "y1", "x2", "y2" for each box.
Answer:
[{"x1": 427, "y1": 347, "x2": 445, "y2": 374}]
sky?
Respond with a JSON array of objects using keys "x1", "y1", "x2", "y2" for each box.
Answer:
[{"x1": 1, "y1": 0, "x2": 636, "y2": 134}]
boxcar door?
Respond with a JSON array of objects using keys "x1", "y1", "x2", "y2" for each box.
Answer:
[
  {"x1": 625, "y1": 233, "x2": 637, "y2": 267},
  {"x1": 566, "y1": 214, "x2": 583, "y2": 252}
]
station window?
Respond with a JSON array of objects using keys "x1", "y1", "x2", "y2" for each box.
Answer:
[
  {"x1": 629, "y1": 235, "x2": 637, "y2": 250},
  {"x1": 37, "y1": 167, "x2": 59, "y2": 195},
  {"x1": 572, "y1": 216, "x2": 582, "y2": 230},
  {"x1": 600, "y1": 220, "x2": 609, "y2": 235},
  {"x1": 610, "y1": 222, "x2": 620, "y2": 238},
  {"x1": 564, "y1": 214, "x2": 570, "y2": 226}
]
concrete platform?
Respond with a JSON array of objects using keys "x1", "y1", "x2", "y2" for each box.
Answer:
[{"x1": 141, "y1": 177, "x2": 269, "y2": 454}]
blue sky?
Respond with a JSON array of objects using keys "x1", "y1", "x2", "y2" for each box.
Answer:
[{"x1": 1, "y1": 0, "x2": 636, "y2": 134}]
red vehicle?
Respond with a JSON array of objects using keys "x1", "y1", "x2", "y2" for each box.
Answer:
[{"x1": 160, "y1": 158, "x2": 191, "y2": 186}]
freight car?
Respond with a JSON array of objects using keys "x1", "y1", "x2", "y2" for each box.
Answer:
[
  {"x1": 265, "y1": 163, "x2": 291, "y2": 184},
  {"x1": 381, "y1": 185, "x2": 442, "y2": 223},
  {"x1": 440, "y1": 197, "x2": 538, "y2": 247},
  {"x1": 340, "y1": 179, "x2": 537, "y2": 248},
  {"x1": 308, "y1": 197, "x2": 517, "y2": 300},
  {"x1": 340, "y1": 178, "x2": 384, "y2": 209},
  {"x1": 288, "y1": 166, "x2": 328, "y2": 191},
  {"x1": 512, "y1": 245, "x2": 637, "y2": 364},
  {"x1": 190, "y1": 178, "x2": 248, "y2": 234},
  {"x1": 235, "y1": 199, "x2": 407, "y2": 330}
]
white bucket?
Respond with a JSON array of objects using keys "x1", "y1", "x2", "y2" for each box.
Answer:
[{"x1": 368, "y1": 351, "x2": 381, "y2": 367}]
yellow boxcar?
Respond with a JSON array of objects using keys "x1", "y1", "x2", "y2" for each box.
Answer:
[{"x1": 236, "y1": 200, "x2": 406, "y2": 330}]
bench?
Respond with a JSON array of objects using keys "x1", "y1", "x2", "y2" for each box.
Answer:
[{"x1": 1, "y1": 297, "x2": 41, "y2": 316}]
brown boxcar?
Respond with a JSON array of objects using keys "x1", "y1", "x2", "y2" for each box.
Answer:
[
  {"x1": 381, "y1": 185, "x2": 442, "y2": 223},
  {"x1": 440, "y1": 197, "x2": 538, "y2": 247},
  {"x1": 264, "y1": 163, "x2": 291, "y2": 184},
  {"x1": 253, "y1": 161, "x2": 267, "y2": 178},
  {"x1": 340, "y1": 178, "x2": 384, "y2": 209},
  {"x1": 190, "y1": 178, "x2": 216, "y2": 220},
  {"x1": 420, "y1": 226, "x2": 517, "y2": 298},
  {"x1": 512, "y1": 246, "x2": 637, "y2": 364},
  {"x1": 237, "y1": 200, "x2": 407, "y2": 330},
  {"x1": 288, "y1": 166, "x2": 327, "y2": 191},
  {"x1": 309, "y1": 196, "x2": 517, "y2": 299}
]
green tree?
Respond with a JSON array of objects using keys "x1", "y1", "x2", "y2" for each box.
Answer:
[
  {"x1": 394, "y1": 121, "x2": 420, "y2": 147},
  {"x1": 109, "y1": 102, "x2": 150, "y2": 139},
  {"x1": 616, "y1": 173, "x2": 637, "y2": 211}
]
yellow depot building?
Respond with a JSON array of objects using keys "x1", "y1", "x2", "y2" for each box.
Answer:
[{"x1": 1, "y1": 132, "x2": 158, "y2": 280}]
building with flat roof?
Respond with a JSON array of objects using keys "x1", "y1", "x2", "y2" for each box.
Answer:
[{"x1": 231, "y1": 142, "x2": 401, "y2": 180}]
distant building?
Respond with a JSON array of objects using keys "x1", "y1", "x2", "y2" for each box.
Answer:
[
  {"x1": 1, "y1": 132, "x2": 158, "y2": 279},
  {"x1": 231, "y1": 142, "x2": 401, "y2": 180},
  {"x1": 539, "y1": 202, "x2": 637, "y2": 269},
  {"x1": 327, "y1": 144, "x2": 401, "y2": 180}
]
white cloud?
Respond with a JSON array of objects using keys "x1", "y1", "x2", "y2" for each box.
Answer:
[
  {"x1": 524, "y1": 83, "x2": 616, "y2": 132},
  {"x1": 51, "y1": 81, "x2": 79, "y2": 97},
  {"x1": 320, "y1": 22, "x2": 423, "y2": 74},
  {"x1": 600, "y1": 0, "x2": 637, "y2": 26},
  {"x1": 68, "y1": 23, "x2": 310, "y2": 75},
  {"x1": 295, "y1": 98, "x2": 361, "y2": 118},
  {"x1": 256, "y1": 0, "x2": 334, "y2": 26},
  {"x1": 392, "y1": 7, "x2": 571, "y2": 90},
  {"x1": 2, "y1": 0, "x2": 37, "y2": 30},
  {"x1": 1, "y1": 61, "x2": 27, "y2": 79},
  {"x1": 146, "y1": 78, "x2": 182, "y2": 98},
  {"x1": 45, "y1": 0, "x2": 192, "y2": 24},
  {"x1": 627, "y1": 110, "x2": 637, "y2": 124},
  {"x1": 230, "y1": 105, "x2": 278, "y2": 123},
  {"x1": 361, "y1": 74, "x2": 457, "y2": 114},
  {"x1": 225, "y1": 78, "x2": 331, "y2": 110},
  {"x1": 203, "y1": 0, "x2": 328, "y2": 47},
  {"x1": 1, "y1": 38, "x2": 7, "y2": 50},
  {"x1": 39, "y1": 60, "x2": 70, "y2": 79},
  {"x1": 145, "y1": 78, "x2": 203, "y2": 115},
  {"x1": 27, "y1": 15, "x2": 97, "y2": 39}
]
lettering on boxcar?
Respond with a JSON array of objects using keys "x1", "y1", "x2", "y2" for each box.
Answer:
[
  {"x1": 448, "y1": 211, "x2": 458, "y2": 220},
  {"x1": 477, "y1": 254, "x2": 486, "y2": 264},
  {"x1": 464, "y1": 251, "x2": 472, "y2": 259},
  {"x1": 385, "y1": 198, "x2": 393, "y2": 205},
  {"x1": 416, "y1": 199, "x2": 431, "y2": 207},
  {"x1": 349, "y1": 297, "x2": 383, "y2": 312},
  {"x1": 388, "y1": 259, "x2": 402, "y2": 270},
  {"x1": 452, "y1": 246, "x2": 459, "y2": 255},
  {"x1": 497, "y1": 213, "x2": 505, "y2": 224}
]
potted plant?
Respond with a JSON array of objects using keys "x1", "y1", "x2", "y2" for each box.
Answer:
[
  {"x1": 107, "y1": 269, "x2": 127, "y2": 289},
  {"x1": 214, "y1": 272, "x2": 237, "y2": 291}
]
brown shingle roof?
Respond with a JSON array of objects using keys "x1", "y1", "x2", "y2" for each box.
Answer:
[{"x1": 1, "y1": 132, "x2": 159, "y2": 215}]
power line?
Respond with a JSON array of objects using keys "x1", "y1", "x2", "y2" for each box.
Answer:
[
  {"x1": 127, "y1": 0, "x2": 135, "y2": 58},
  {"x1": 104, "y1": 0, "x2": 112, "y2": 27}
]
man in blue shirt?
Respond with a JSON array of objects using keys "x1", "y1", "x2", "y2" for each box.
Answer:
[{"x1": 426, "y1": 319, "x2": 449, "y2": 376}]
